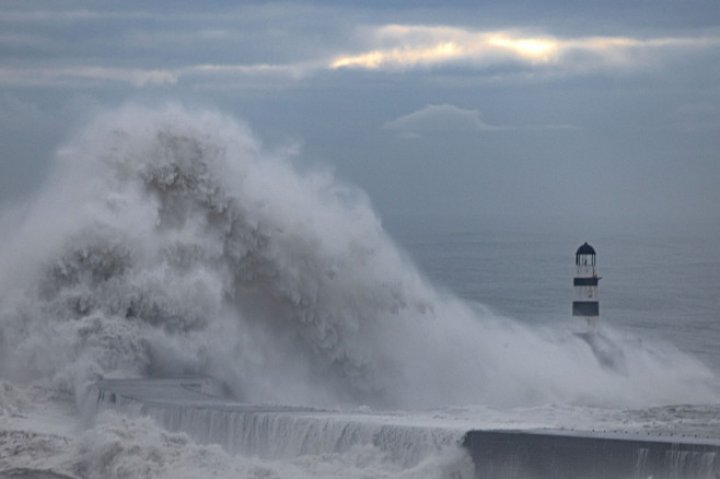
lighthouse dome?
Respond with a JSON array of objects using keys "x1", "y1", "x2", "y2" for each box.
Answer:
[{"x1": 576, "y1": 242, "x2": 596, "y2": 256}]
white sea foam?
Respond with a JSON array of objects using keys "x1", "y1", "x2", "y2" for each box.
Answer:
[{"x1": 0, "y1": 104, "x2": 718, "y2": 477}]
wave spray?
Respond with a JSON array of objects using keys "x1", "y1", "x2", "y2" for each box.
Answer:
[{"x1": 0, "y1": 104, "x2": 715, "y2": 412}]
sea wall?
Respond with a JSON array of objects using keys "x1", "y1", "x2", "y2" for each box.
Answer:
[
  {"x1": 91, "y1": 379, "x2": 720, "y2": 478},
  {"x1": 463, "y1": 429, "x2": 720, "y2": 479}
]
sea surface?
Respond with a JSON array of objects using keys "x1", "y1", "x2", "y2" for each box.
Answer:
[{"x1": 388, "y1": 215, "x2": 720, "y2": 372}]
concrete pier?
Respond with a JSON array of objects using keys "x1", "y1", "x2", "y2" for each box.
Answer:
[
  {"x1": 463, "y1": 429, "x2": 720, "y2": 478},
  {"x1": 93, "y1": 379, "x2": 720, "y2": 478}
]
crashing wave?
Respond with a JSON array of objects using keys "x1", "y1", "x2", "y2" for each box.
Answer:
[{"x1": 0, "y1": 104, "x2": 716, "y2": 411}]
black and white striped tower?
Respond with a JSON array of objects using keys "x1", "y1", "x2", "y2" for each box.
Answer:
[{"x1": 573, "y1": 242, "x2": 600, "y2": 328}]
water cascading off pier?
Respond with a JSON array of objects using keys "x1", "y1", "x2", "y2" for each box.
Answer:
[
  {"x1": 88, "y1": 379, "x2": 467, "y2": 468},
  {"x1": 90, "y1": 378, "x2": 720, "y2": 479}
]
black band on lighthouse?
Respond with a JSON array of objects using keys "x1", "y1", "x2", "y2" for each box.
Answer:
[
  {"x1": 574, "y1": 277, "x2": 599, "y2": 286},
  {"x1": 573, "y1": 301, "x2": 599, "y2": 316}
]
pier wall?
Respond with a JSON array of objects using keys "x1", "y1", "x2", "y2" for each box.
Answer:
[
  {"x1": 92, "y1": 379, "x2": 720, "y2": 478},
  {"x1": 463, "y1": 429, "x2": 720, "y2": 479}
]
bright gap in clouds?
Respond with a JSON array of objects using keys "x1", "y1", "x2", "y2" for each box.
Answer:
[
  {"x1": 1, "y1": 17, "x2": 717, "y2": 89},
  {"x1": 485, "y1": 34, "x2": 559, "y2": 63},
  {"x1": 331, "y1": 25, "x2": 719, "y2": 71}
]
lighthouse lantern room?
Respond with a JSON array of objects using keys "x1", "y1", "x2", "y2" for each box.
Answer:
[{"x1": 573, "y1": 242, "x2": 600, "y2": 327}]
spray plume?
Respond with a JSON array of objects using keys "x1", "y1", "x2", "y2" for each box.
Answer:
[{"x1": 0, "y1": 104, "x2": 715, "y2": 410}]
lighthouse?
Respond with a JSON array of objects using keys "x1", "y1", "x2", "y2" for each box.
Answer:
[{"x1": 573, "y1": 242, "x2": 600, "y2": 327}]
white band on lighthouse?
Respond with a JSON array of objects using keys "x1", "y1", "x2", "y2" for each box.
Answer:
[{"x1": 573, "y1": 242, "x2": 599, "y2": 326}]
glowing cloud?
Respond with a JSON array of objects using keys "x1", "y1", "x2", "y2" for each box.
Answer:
[
  {"x1": 330, "y1": 25, "x2": 720, "y2": 71},
  {"x1": 331, "y1": 43, "x2": 462, "y2": 69},
  {"x1": 485, "y1": 34, "x2": 559, "y2": 63}
]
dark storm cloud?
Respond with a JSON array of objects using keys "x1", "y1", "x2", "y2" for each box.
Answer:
[
  {"x1": 1, "y1": 1, "x2": 718, "y2": 87},
  {"x1": 0, "y1": 0, "x2": 718, "y2": 226}
]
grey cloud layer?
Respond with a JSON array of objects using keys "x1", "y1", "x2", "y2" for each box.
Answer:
[
  {"x1": 0, "y1": 0, "x2": 719, "y2": 225},
  {"x1": 1, "y1": 2, "x2": 719, "y2": 89}
]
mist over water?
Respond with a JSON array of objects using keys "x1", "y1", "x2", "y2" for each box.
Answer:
[{"x1": 0, "y1": 104, "x2": 716, "y2": 411}]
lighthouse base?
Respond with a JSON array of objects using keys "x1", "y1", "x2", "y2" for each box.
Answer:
[{"x1": 573, "y1": 330, "x2": 627, "y2": 372}]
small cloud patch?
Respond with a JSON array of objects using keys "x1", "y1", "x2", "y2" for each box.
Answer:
[{"x1": 384, "y1": 104, "x2": 504, "y2": 138}]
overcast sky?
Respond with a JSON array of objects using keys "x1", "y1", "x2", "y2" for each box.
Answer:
[{"x1": 1, "y1": 0, "x2": 719, "y2": 230}]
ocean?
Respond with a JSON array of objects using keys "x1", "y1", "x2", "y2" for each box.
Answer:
[
  {"x1": 389, "y1": 216, "x2": 720, "y2": 371},
  {"x1": 1, "y1": 104, "x2": 719, "y2": 478}
]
